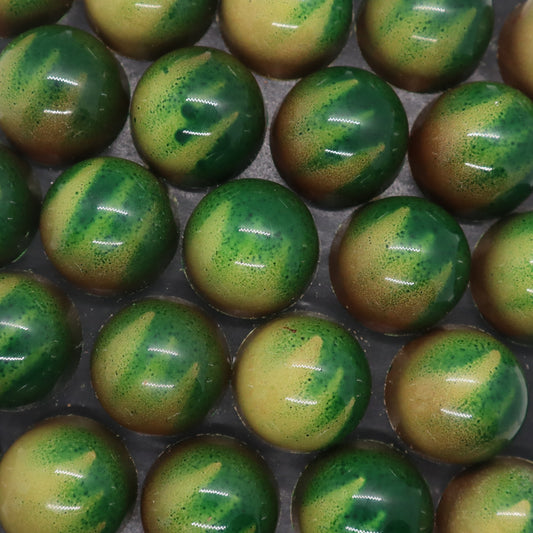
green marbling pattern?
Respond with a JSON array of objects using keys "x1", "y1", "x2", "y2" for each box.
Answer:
[
  {"x1": 357, "y1": 0, "x2": 494, "y2": 92},
  {"x1": 40, "y1": 157, "x2": 178, "y2": 295},
  {"x1": 329, "y1": 196, "x2": 471, "y2": 334},
  {"x1": 271, "y1": 67, "x2": 408, "y2": 208},
  {"x1": 0, "y1": 144, "x2": 40, "y2": 266},
  {"x1": 85, "y1": 0, "x2": 217, "y2": 60},
  {"x1": 410, "y1": 82, "x2": 533, "y2": 220},
  {"x1": 0, "y1": 0, "x2": 72, "y2": 37},
  {"x1": 385, "y1": 327, "x2": 528, "y2": 464},
  {"x1": 293, "y1": 440, "x2": 434, "y2": 533},
  {"x1": 0, "y1": 272, "x2": 81, "y2": 409},
  {"x1": 0, "y1": 25, "x2": 129, "y2": 166},
  {"x1": 131, "y1": 46, "x2": 265, "y2": 189},
  {"x1": 219, "y1": 0, "x2": 352, "y2": 79},
  {"x1": 183, "y1": 179, "x2": 319, "y2": 319},
  {"x1": 141, "y1": 435, "x2": 278, "y2": 533},
  {"x1": 0, "y1": 415, "x2": 137, "y2": 533},
  {"x1": 91, "y1": 297, "x2": 230, "y2": 435},
  {"x1": 471, "y1": 212, "x2": 533, "y2": 344},
  {"x1": 437, "y1": 456, "x2": 533, "y2": 533},
  {"x1": 234, "y1": 313, "x2": 371, "y2": 452}
]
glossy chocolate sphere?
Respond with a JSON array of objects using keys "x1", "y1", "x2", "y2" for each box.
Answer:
[
  {"x1": 0, "y1": 272, "x2": 81, "y2": 409},
  {"x1": 436, "y1": 456, "x2": 533, "y2": 532},
  {"x1": 234, "y1": 313, "x2": 371, "y2": 452},
  {"x1": 142, "y1": 435, "x2": 278, "y2": 533},
  {"x1": 183, "y1": 179, "x2": 319, "y2": 319},
  {"x1": 329, "y1": 196, "x2": 470, "y2": 334},
  {"x1": 357, "y1": 0, "x2": 494, "y2": 93},
  {"x1": 40, "y1": 157, "x2": 178, "y2": 295},
  {"x1": 131, "y1": 46, "x2": 265, "y2": 189},
  {"x1": 293, "y1": 440, "x2": 434, "y2": 533},
  {"x1": 91, "y1": 297, "x2": 230, "y2": 435},
  {"x1": 385, "y1": 326, "x2": 528, "y2": 463},
  {"x1": 0, "y1": 25, "x2": 129, "y2": 166},
  {"x1": 409, "y1": 82, "x2": 533, "y2": 219},
  {"x1": 85, "y1": 0, "x2": 217, "y2": 60},
  {"x1": 271, "y1": 67, "x2": 408, "y2": 209},
  {"x1": 0, "y1": 415, "x2": 137, "y2": 533},
  {"x1": 219, "y1": 0, "x2": 352, "y2": 79},
  {"x1": 0, "y1": 145, "x2": 40, "y2": 266}
]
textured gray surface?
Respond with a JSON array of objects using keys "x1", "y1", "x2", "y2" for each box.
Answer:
[{"x1": 0, "y1": 1, "x2": 530, "y2": 532}]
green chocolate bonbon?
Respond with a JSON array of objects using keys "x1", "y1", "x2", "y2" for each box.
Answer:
[
  {"x1": 293, "y1": 440, "x2": 434, "y2": 533},
  {"x1": 409, "y1": 82, "x2": 533, "y2": 220},
  {"x1": 0, "y1": 145, "x2": 40, "y2": 266},
  {"x1": 0, "y1": 271, "x2": 81, "y2": 409},
  {"x1": 40, "y1": 157, "x2": 178, "y2": 295},
  {"x1": 183, "y1": 178, "x2": 319, "y2": 319},
  {"x1": 91, "y1": 297, "x2": 230, "y2": 435},
  {"x1": 330, "y1": 196, "x2": 470, "y2": 335},
  {"x1": 131, "y1": 46, "x2": 265, "y2": 189},
  {"x1": 141, "y1": 435, "x2": 279, "y2": 533},
  {"x1": 385, "y1": 326, "x2": 528, "y2": 463},
  {"x1": 0, "y1": 25, "x2": 129, "y2": 166},
  {"x1": 234, "y1": 313, "x2": 371, "y2": 452},
  {"x1": 0, "y1": 415, "x2": 137, "y2": 533},
  {"x1": 271, "y1": 67, "x2": 408, "y2": 209},
  {"x1": 356, "y1": 0, "x2": 494, "y2": 93}
]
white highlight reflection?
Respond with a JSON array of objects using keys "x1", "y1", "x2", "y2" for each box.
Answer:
[
  {"x1": 148, "y1": 347, "x2": 180, "y2": 357},
  {"x1": 413, "y1": 5, "x2": 446, "y2": 13},
  {"x1": 234, "y1": 261, "x2": 265, "y2": 269},
  {"x1": 186, "y1": 97, "x2": 219, "y2": 107},
  {"x1": 467, "y1": 132, "x2": 501, "y2": 140},
  {"x1": 384, "y1": 277, "x2": 415, "y2": 286},
  {"x1": 47, "y1": 503, "x2": 82, "y2": 512},
  {"x1": 55, "y1": 469, "x2": 84, "y2": 479},
  {"x1": 92, "y1": 240, "x2": 123, "y2": 246},
  {"x1": 328, "y1": 117, "x2": 361, "y2": 126},
  {"x1": 182, "y1": 130, "x2": 211, "y2": 137},
  {"x1": 191, "y1": 523, "x2": 226, "y2": 531},
  {"x1": 47, "y1": 75, "x2": 79, "y2": 87},
  {"x1": 285, "y1": 397, "x2": 317, "y2": 406},
  {"x1": 142, "y1": 381, "x2": 175, "y2": 389},
  {"x1": 412, "y1": 34, "x2": 438, "y2": 43},
  {"x1": 199, "y1": 488, "x2": 230, "y2": 497},
  {"x1": 238, "y1": 227, "x2": 271, "y2": 237},
  {"x1": 441, "y1": 408, "x2": 473, "y2": 419},
  {"x1": 465, "y1": 162, "x2": 493, "y2": 172},
  {"x1": 0, "y1": 321, "x2": 29, "y2": 331},
  {"x1": 97, "y1": 205, "x2": 129, "y2": 216},
  {"x1": 325, "y1": 148, "x2": 354, "y2": 157},
  {"x1": 291, "y1": 363, "x2": 323, "y2": 372},
  {"x1": 272, "y1": 22, "x2": 298, "y2": 29}
]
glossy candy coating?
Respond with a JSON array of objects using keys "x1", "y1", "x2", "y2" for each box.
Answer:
[
  {"x1": 219, "y1": 0, "x2": 352, "y2": 80},
  {"x1": 293, "y1": 440, "x2": 434, "y2": 533},
  {"x1": 40, "y1": 157, "x2": 178, "y2": 295},
  {"x1": 183, "y1": 179, "x2": 319, "y2": 319},
  {"x1": 0, "y1": 145, "x2": 40, "y2": 266},
  {"x1": 91, "y1": 297, "x2": 230, "y2": 435},
  {"x1": 385, "y1": 327, "x2": 528, "y2": 464},
  {"x1": 141, "y1": 435, "x2": 279, "y2": 533},
  {"x1": 234, "y1": 314, "x2": 371, "y2": 452},
  {"x1": 409, "y1": 82, "x2": 533, "y2": 220},
  {"x1": 0, "y1": 415, "x2": 137, "y2": 533},
  {"x1": 0, "y1": 272, "x2": 81, "y2": 409},
  {"x1": 0, "y1": 0, "x2": 73, "y2": 37},
  {"x1": 84, "y1": 0, "x2": 217, "y2": 60},
  {"x1": 329, "y1": 196, "x2": 470, "y2": 335},
  {"x1": 131, "y1": 47, "x2": 265, "y2": 189},
  {"x1": 0, "y1": 25, "x2": 129, "y2": 166},
  {"x1": 271, "y1": 67, "x2": 408, "y2": 209},
  {"x1": 499, "y1": 1, "x2": 533, "y2": 102},
  {"x1": 356, "y1": 0, "x2": 494, "y2": 93},
  {"x1": 436, "y1": 457, "x2": 533, "y2": 533},
  {"x1": 471, "y1": 212, "x2": 533, "y2": 344}
]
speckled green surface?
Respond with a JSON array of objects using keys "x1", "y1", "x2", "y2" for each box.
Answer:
[
  {"x1": 85, "y1": 0, "x2": 217, "y2": 60},
  {"x1": 40, "y1": 157, "x2": 178, "y2": 295},
  {"x1": 471, "y1": 212, "x2": 533, "y2": 344},
  {"x1": 0, "y1": 24, "x2": 129, "y2": 166},
  {"x1": 0, "y1": 144, "x2": 40, "y2": 266},
  {"x1": 0, "y1": 415, "x2": 137, "y2": 533},
  {"x1": 385, "y1": 327, "x2": 528, "y2": 464},
  {"x1": 271, "y1": 67, "x2": 408, "y2": 209},
  {"x1": 141, "y1": 435, "x2": 278, "y2": 533},
  {"x1": 437, "y1": 456, "x2": 533, "y2": 532},
  {"x1": 0, "y1": 0, "x2": 73, "y2": 37},
  {"x1": 184, "y1": 179, "x2": 319, "y2": 318},
  {"x1": 219, "y1": 0, "x2": 352, "y2": 79},
  {"x1": 131, "y1": 46, "x2": 265, "y2": 189},
  {"x1": 410, "y1": 82, "x2": 533, "y2": 219},
  {"x1": 0, "y1": 272, "x2": 81, "y2": 409},
  {"x1": 357, "y1": 0, "x2": 494, "y2": 92},
  {"x1": 234, "y1": 313, "x2": 371, "y2": 452},
  {"x1": 91, "y1": 297, "x2": 230, "y2": 435},
  {"x1": 293, "y1": 440, "x2": 434, "y2": 533},
  {"x1": 330, "y1": 196, "x2": 471, "y2": 334}
]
